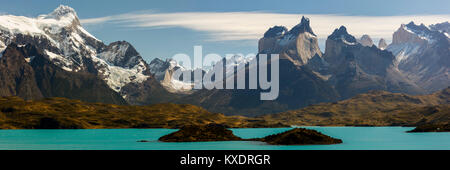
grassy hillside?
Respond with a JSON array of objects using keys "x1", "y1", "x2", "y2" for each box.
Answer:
[
  {"x1": 0, "y1": 96, "x2": 285, "y2": 129},
  {"x1": 0, "y1": 87, "x2": 448, "y2": 129},
  {"x1": 261, "y1": 87, "x2": 450, "y2": 126}
]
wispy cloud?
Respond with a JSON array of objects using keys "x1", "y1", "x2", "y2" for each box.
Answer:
[{"x1": 81, "y1": 11, "x2": 450, "y2": 41}]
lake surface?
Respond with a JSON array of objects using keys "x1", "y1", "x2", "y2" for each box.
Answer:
[{"x1": 0, "y1": 127, "x2": 448, "y2": 150}]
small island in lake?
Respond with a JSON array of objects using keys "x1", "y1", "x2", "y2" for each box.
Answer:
[
  {"x1": 255, "y1": 128, "x2": 343, "y2": 145},
  {"x1": 158, "y1": 124, "x2": 242, "y2": 142},
  {"x1": 156, "y1": 124, "x2": 342, "y2": 145},
  {"x1": 408, "y1": 124, "x2": 450, "y2": 132}
]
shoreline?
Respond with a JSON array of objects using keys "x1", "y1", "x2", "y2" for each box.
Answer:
[{"x1": 0, "y1": 126, "x2": 420, "y2": 130}]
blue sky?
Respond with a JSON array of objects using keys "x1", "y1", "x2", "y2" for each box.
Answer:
[{"x1": 1, "y1": 0, "x2": 449, "y2": 63}]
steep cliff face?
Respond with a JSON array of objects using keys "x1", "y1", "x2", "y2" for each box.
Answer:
[
  {"x1": 0, "y1": 44, "x2": 43, "y2": 100},
  {"x1": 387, "y1": 22, "x2": 450, "y2": 92},
  {"x1": 258, "y1": 16, "x2": 322, "y2": 66}
]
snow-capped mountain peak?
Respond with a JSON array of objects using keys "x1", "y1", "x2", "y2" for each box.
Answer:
[
  {"x1": 388, "y1": 21, "x2": 450, "y2": 63},
  {"x1": 43, "y1": 5, "x2": 78, "y2": 21},
  {"x1": 0, "y1": 5, "x2": 82, "y2": 38},
  {"x1": 394, "y1": 21, "x2": 448, "y2": 45},
  {"x1": 386, "y1": 21, "x2": 450, "y2": 92},
  {"x1": 430, "y1": 21, "x2": 450, "y2": 37},
  {"x1": 98, "y1": 41, "x2": 146, "y2": 69},
  {"x1": 0, "y1": 5, "x2": 151, "y2": 94}
]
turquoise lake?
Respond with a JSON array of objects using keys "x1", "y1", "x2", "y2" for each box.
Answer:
[{"x1": 0, "y1": 127, "x2": 448, "y2": 150}]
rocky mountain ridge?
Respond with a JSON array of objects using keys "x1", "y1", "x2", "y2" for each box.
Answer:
[{"x1": 386, "y1": 21, "x2": 449, "y2": 93}]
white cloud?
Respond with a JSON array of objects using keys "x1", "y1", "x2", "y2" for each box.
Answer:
[{"x1": 80, "y1": 12, "x2": 450, "y2": 41}]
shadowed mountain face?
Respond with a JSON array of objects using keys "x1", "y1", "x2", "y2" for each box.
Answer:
[
  {"x1": 430, "y1": 21, "x2": 450, "y2": 33},
  {"x1": 0, "y1": 43, "x2": 127, "y2": 104},
  {"x1": 0, "y1": 44, "x2": 43, "y2": 99},
  {"x1": 387, "y1": 22, "x2": 450, "y2": 93},
  {"x1": 177, "y1": 57, "x2": 340, "y2": 116},
  {"x1": 320, "y1": 26, "x2": 425, "y2": 99}
]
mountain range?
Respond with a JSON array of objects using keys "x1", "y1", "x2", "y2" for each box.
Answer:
[
  {"x1": 176, "y1": 16, "x2": 446, "y2": 115},
  {"x1": 0, "y1": 5, "x2": 174, "y2": 105},
  {"x1": 0, "y1": 6, "x2": 448, "y2": 116}
]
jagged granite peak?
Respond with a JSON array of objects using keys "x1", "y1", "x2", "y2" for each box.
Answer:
[
  {"x1": 405, "y1": 21, "x2": 430, "y2": 33},
  {"x1": 148, "y1": 57, "x2": 196, "y2": 94},
  {"x1": 357, "y1": 34, "x2": 374, "y2": 47},
  {"x1": 391, "y1": 25, "x2": 426, "y2": 46},
  {"x1": 149, "y1": 58, "x2": 173, "y2": 80},
  {"x1": 182, "y1": 16, "x2": 338, "y2": 116},
  {"x1": 98, "y1": 41, "x2": 146, "y2": 69},
  {"x1": 263, "y1": 26, "x2": 288, "y2": 38},
  {"x1": 406, "y1": 22, "x2": 435, "y2": 36},
  {"x1": 378, "y1": 38, "x2": 388, "y2": 50},
  {"x1": 393, "y1": 21, "x2": 448, "y2": 45},
  {"x1": 259, "y1": 16, "x2": 322, "y2": 65},
  {"x1": 322, "y1": 25, "x2": 425, "y2": 98},
  {"x1": 389, "y1": 21, "x2": 448, "y2": 58},
  {"x1": 387, "y1": 21, "x2": 450, "y2": 93},
  {"x1": 430, "y1": 21, "x2": 450, "y2": 35},
  {"x1": 149, "y1": 58, "x2": 166, "y2": 70},
  {"x1": 328, "y1": 26, "x2": 357, "y2": 44},
  {"x1": 288, "y1": 16, "x2": 316, "y2": 36}
]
